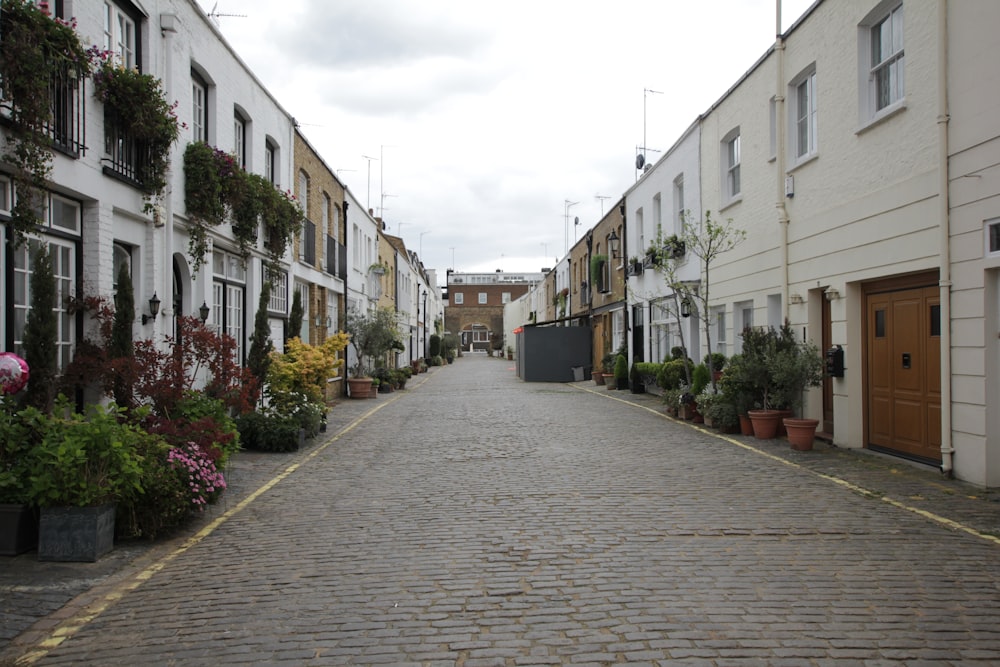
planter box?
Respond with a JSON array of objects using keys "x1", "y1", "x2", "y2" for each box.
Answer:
[
  {"x1": 38, "y1": 504, "x2": 115, "y2": 562},
  {"x1": 0, "y1": 503, "x2": 38, "y2": 556}
]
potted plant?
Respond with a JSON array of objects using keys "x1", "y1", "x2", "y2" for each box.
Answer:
[
  {"x1": 718, "y1": 353, "x2": 759, "y2": 436},
  {"x1": 695, "y1": 387, "x2": 722, "y2": 428},
  {"x1": 771, "y1": 339, "x2": 826, "y2": 450},
  {"x1": 601, "y1": 353, "x2": 616, "y2": 389},
  {"x1": 628, "y1": 364, "x2": 646, "y2": 394},
  {"x1": 344, "y1": 307, "x2": 399, "y2": 399},
  {"x1": 613, "y1": 354, "x2": 628, "y2": 391},
  {"x1": 704, "y1": 352, "x2": 727, "y2": 382},
  {"x1": 707, "y1": 401, "x2": 741, "y2": 434},
  {"x1": 25, "y1": 399, "x2": 144, "y2": 561},
  {"x1": 662, "y1": 387, "x2": 683, "y2": 417},
  {"x1": 1, "y1": 395, "x2": 37, "y2": 555}
]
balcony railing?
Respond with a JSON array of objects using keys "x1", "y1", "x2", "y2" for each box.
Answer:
[
  {"x1": 102, "y1": 109, "x2": 154, "y2": 189},
  {"x1": 0, "y1": 66, "x2": 86, "y2": 157},
  {"x1": 301, "y1": 219, "x2": 316, "y2": 266}
]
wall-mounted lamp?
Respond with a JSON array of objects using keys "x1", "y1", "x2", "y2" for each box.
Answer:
[
  {"x1": 199, "y1": 301, "x2": 210, "y2": 323},
  {"x1": 608, "y1": 230, "x2": 620, "y2": 259},
  {"x1": 315, "y1": 315, "x2": 333, "y2": 328},
  {"x1": 142, "y1": 293, "x2": 161, "y2": 325},
  {"x1": 789, "y1": 293, "x2": 804, "y2": 305},
  {"x1": 680, "y1": 295, "x2": 693, "y2": 318},
  {"x1": 824, "y1": 287, "x2": 841, "y2": 302}
]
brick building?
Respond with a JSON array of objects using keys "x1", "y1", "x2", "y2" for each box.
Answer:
[{"x1": 445, "y1": 271, "x2": 543, "y2": 352}]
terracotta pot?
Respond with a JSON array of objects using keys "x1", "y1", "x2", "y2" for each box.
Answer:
[
  {"x1": 593, "y1": 371, "x2": 605, "y2": 386},
  {"x1": 747, "y1": 409, "x2": 782, "y2": 439},
  {"x1": 605, "y1": 376, "x2": 618, "y2": 390},
  {"x1": 738, "y1": 414, "x2": 754, "y2": 436},
  {"x1": 775, "y1": 409, "x2": 793, "y2": 436},
  {"x1": 784, "y1": 418, "x2": 819, "y2": 451},
  {"x1": 347, "y1": 377, "x2": 373, "y2": 399}
]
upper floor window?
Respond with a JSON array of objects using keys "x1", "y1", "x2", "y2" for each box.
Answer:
[
  {"x1": 298, "y1": 170, "x2": 309, "y2": 219},
  {"x1": 104, "y1": 2, "x2": 135, "y2": 70},
  {"x1": 860, "y1": 2, "x2": 905, "y2": 125},
  {"x1": 454, "y1": 292, "x2": 464, "y2": 305},
  {"x1": 478, "y1": 292, "x2": 487, "y2": 305},
  {"x1": 792, "y1": 68, "x2": 817, "y2": 161},
  {"x1": 234, "y1": 111, "x2": 247, "y2": 168},
  {"x1": 264, "y1": 140, "x2": 276, "y2": 184},
  {"x1": 191, "y1": 71, "x2": 208, "y2": 143},
  {"x1": 673, "y1": 175, "x2": 684, "y2": 232},
  {"x1": 723, "y1": 129, "x2": 741, "y2": 202}
]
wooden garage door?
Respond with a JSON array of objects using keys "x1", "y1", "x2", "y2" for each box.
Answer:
[{"x1": 866, "y1": 286, "x2": 941, "y2": 464}]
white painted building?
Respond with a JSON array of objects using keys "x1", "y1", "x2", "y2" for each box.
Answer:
[{"x1": 624, "y1": 120, "x2": 703, "y2": 366}]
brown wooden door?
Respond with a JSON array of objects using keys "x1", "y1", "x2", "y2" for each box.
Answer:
[{"x1": 866, "y1": 286, "x2": 941, "y2": 463}]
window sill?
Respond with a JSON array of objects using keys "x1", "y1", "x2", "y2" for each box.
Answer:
[
  {"x1": 856, "y1": 100, "x2": 907, "y2": 136},
  {"x1": 787, "y1": 152, "x2": 819, "y2": 174},
  {"x1": 719, "y1": 194, "x2": 743, "y2": 213}
]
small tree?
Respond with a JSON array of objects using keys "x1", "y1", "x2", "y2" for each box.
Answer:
[
  {"x1": 287, "y1": 289, "x2": 304, "y2": 343},
  {"x1": 22, "y1": 244, "x2": 58, "y2": 411},
  {"x1": 679, "y1": 211, "x2": 746, "y2": 389},
  {"x1": 109, "y1": 263, "x2": 136, "y2": 408},
  {"x1": 246, "y1": 282, "x2": 273, "y2": 407},
  {"x1": 344, "y1": 307, "x2": 399, "y2": 377}
]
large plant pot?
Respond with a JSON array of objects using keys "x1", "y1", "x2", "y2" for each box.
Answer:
[
  {"x1": 738, "y1": 414, "x2": 754, "y2": 436},
  {"x1": 0, "y1": 503, "x2": 38, "y2": 556},
  {"x1": 775, "y1": 409, "x2": 793, "y2": 436},
  {"x1": 605, "y1": 375, "x2": 618, "y2": 390},
  {"x1": 38, "y1": 504, "x2": 115, "y2": 562},
  {"x1": 593, "y1": 372, "x2": 605, "y2": 386},
  {"x1": 784, "y1": 418, "x2": 819, "y2": 451},
  {"x1": 747, "y1": 409, "x2": 782, "y2": 439},
  {"x1": 347, "y1": 377, "x2": 374, "y2": 399}
]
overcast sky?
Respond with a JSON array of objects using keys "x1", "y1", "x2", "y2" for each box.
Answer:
[{"x1": 197, "y1": 0, "x2": 815, "y2": 277}]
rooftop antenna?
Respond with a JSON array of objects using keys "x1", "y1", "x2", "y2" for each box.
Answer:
[
  {"x1": 595, "y1": 194, "x2": 611, "y2": 216},
  {"x1": 207, "y1": 3, "x2": 247, "y2": 26}
]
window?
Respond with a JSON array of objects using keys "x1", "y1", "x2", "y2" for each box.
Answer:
[
  {"x1": 191, "y1": 72, "x2": 208, "y2": 142},
  {"x1": 264, "y1": 140, "x2": 276, "y2": 184},
  {"x1": 673, "y1": 175, "x2": 685, "y2": 232},
  {"x1": 860, "y1": 3, "x2": 905, "y2": 124},
  {"x1": 502, "y1": 292, "x2": 511, "y2": 304},
  {"x1": 986, "y1": 219, "x2": 1000, "y2": 257},
  {"x1": 12, "y1": 238, "x2": 77, "y2": 370},
  {"x1": 454, "y1": 292, "x2": 464, "y2": 305},
  {"x1": 268, "y1": 270, "x2": 288, "y2": 313},
  {"x1": 234, "y1": 112, "x2": 247, "y2": 168},
  {"x1": 478, "y1": 292, "x2": 488, "y2": 305},
  {"x1": 298, "y1": 170, "x2": 309, "y2": 218},
  {"x1": 652, "y1": 193, "x2": 662, "y2": 235},
  {"x1": 723, "y1": 129, "x2": 741, "y2": 202},
  {"x1": 113, "y1": 243, "x2": 132, "y2": 290},
  {"x1": 212, "y1": 249, "x2": 245, "y2": 361},
  {"x1": 871, "y1": 4, "x2": 904, "y2": 112},
  {"x1": 104, "y1": 2, "x2": 135, "y2": 70},
  {"x1": 792, "y1": 68, "x2": 817, "y2": 160},
  {"x1": 712, "y1": 306, "x2": 727, "y2": 357}
]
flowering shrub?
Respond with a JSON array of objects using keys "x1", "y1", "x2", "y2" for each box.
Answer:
[
  {"x1": 183, "y1": 142, "x2": 303, "y2": 273},
  {"x1": 168, "y1": 442, "x2": 226, "y2": 509},
  {"x1": 92, "y1": 50, "x2": 182, "y2": 210},
  {"x1": 267, "y1": 335, "x2": 348, "y2": 405},
  {"x1": 0, "y1": 0, "x2": 94, "y2": 245}
]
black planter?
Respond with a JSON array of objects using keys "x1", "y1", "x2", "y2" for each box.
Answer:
[
  {"x1": 38, "y1": 504, "x2": 115, "y2": 562},
  {"x1": 0, "y1": 503, "x2": 38, "y2": 556}
]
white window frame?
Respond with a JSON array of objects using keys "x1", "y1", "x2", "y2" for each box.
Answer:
[
  {"x1": 859, "y1": 2, "x2": 905, "y2": 127},
  {"x1": 234, "y1": 112, "x2": 247, "y2": 168},
  {"x1": 13, "y1": 237, "x2": 78, "y2": 370},
  {"x1": 673, "y1": 175, "x2": 685, "y2": 233},
  {"x1": 268, "y1": 270, "x2": 288, "y2": 314},
  {"x1": 478, "y1": 292, "x2": 488, "y2": 305},
  {"x1": 264, "y1": 140, "x2": 276, "y2": 185},
  {"x1": 192, "y1": 75, "x2": 207, "y2": 143},
  {"x1": 722, "y1": 129, "x2": 741, "y2": 204},
  {"x1": 104, "y1": 2, "x2": 135, "y2": 70},
  {"x1": 791, "y1": 67, "x2": 818, "y2": 162},
  {"x1": 454, "y1": 292, "x2": 464, "y2": 305},
  {"x1": 502, "y1": 292, "x2": 511, "y2": 304}
]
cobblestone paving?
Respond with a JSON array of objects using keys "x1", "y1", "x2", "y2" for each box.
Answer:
[{"x1": 3, "y1": 354, "x2": 1000, "y2": 666}]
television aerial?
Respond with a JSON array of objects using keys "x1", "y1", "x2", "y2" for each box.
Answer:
[{"x1": 208, "y1": 2, "x2": 247, "y2": 25}]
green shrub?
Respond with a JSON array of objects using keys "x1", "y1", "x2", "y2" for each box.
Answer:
[
  {"x1": 236, "y1": 411, "x2": 301, "y2": 453},
  {"x1": 656, "y1": 359, "x2": 688, "y2": 389},
  {"x1": 117, "y1": 433, "x2": 194, "y2": 540},
  {"x1": 429, "y1": 334, "x2": 441, "y2": 357},
  {"x1": 691, "y1": 363, "x2": 711, "y2": 397},
  {"x1": 614, "y1": 354, "x2": 628, "y2": 384}
]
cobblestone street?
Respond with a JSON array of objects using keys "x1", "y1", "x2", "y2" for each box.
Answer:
[{"x1": 3, "y1": 354, "x2": 1000, "y2": 666}]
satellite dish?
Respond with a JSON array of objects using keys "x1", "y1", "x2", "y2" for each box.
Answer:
[{"x1": 635, "y1": 153, "x2": 645, "y2": 170}]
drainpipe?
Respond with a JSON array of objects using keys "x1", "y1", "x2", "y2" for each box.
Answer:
[
  {"x1": 161, "y1": 14, "x2": 177, "y2": 330},
  {"x1": 936, "y1": 0, "x2": 954, "y2": 476},
  {"x1": 775, "y1": 1, "x2": 791, "y2": 321}
]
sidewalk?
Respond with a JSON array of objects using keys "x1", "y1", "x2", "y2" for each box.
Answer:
[{"x1": 568, "y1": 377, "x2": 1000, "y2": 543}]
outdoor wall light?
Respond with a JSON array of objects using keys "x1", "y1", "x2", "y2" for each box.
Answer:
[
  {"x1": 680, "y1": 295, "x2": 693, "y2": 318},
  {"x1": 142, "y1": 293, "x2": 161, "y2": 325},
  {"x1": 199, "y1": 301, "x2": 210, "y2": 323},
  {"x1": 824, "y1": 287, "x2": 841, "y2": 301},
  {"x1": 789, "y1": 293, "x2": 805, "y2": 305},
  {"x1": 608, "y1": 230, "x2": 620, "y2": 259}
]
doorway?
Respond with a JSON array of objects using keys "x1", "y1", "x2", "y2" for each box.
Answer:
[{"x1": 865, "y1": 276, "x2": 941, "y2": 464}]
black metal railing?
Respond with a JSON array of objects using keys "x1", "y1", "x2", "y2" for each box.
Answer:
[
  {"x1": 48, "y1": 67, "x2": 86, "y2": 155},
  {"x1": 102, "y1": 109, "x2": 153, "y2": 188},
  {"x1": 301, "y1": 219, "x2": 316, "y2": 266}
]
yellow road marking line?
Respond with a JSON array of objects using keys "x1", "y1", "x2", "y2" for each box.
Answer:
[
  {"x1": 571, "y1": 383, "x2": 1000, "y2": 547},
  {"x1": 14, "y1": 396, "x2": 400, "y2": 666}
]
